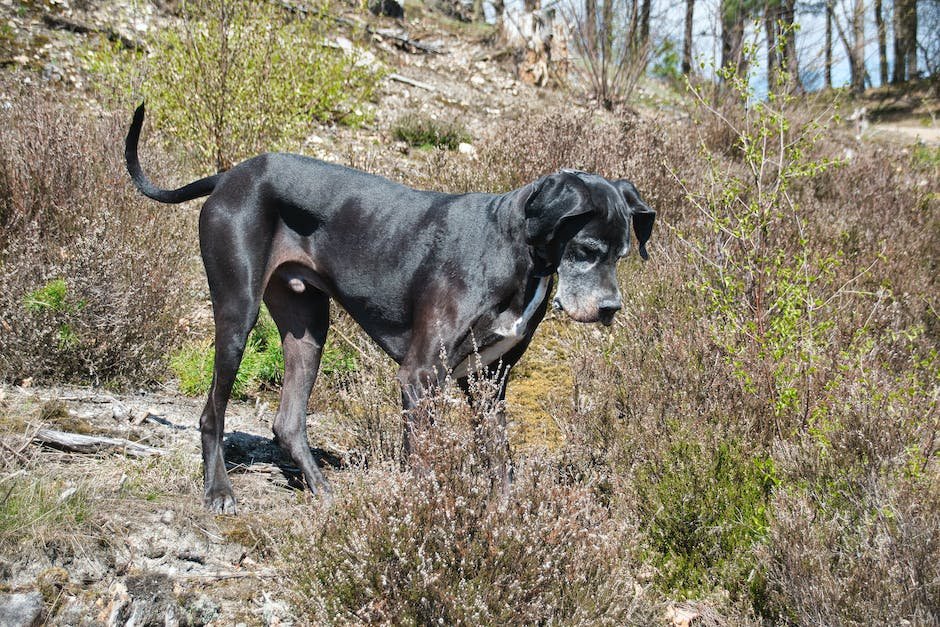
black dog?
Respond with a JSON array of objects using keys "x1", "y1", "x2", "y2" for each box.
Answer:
[{"x1": 125, "y1": 104, "x2": 655, "y2": 513}]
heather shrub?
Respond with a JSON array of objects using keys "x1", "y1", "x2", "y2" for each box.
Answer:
[
  {"x1": 763, "y1": 474, "x2": 939, "y2": 625},
  {"x1": 0, "y1": 86, "x2": 193, "y2": 386},
  {"x1": 284, "y1": 383, "x2": 657, "y2": 624},
  {"x1": 406, "y1": 70, "x2": 939, "y2": 620}
]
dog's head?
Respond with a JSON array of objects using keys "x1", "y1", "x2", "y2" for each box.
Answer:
[{"x1": 520, "y1": 170, "x2": 655, "y2": 326}]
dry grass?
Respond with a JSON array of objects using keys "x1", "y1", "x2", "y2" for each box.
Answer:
[{"x1": 0, "y1": 80, "x2": 196, "y2": 387}]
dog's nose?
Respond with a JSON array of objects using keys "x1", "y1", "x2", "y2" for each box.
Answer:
[{"x1": 598, "y1": 299, "x2": 622, "y2": 316}]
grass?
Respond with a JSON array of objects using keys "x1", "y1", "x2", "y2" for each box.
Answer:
[
  {"x1": 170, "y1": 306, "x2": 360, "y2": 400},
  {"x1": 0, "y1": 476, "x2": 91, "y2": 555},
  {"x1": 391, "y1": 114, "x2": 471, "y2": 150}
]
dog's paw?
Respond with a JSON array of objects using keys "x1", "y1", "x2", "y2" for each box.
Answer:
[
  {"x1": 204, "y1": 491, "x2": 237, "y2": 515},
  {"x1": 310, "y1": 480, "x2": 334, "y2": 508},
  {"x1": 317, "y1": 488, "x2": 335, "y2": 508}
]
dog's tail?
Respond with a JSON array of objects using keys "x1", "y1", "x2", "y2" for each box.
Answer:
[{"x1": 125, "y1": 103, "x2": 221, "y2": 204}]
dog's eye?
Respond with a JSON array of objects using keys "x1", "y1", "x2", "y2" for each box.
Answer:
[{"x1": 570, "y1": 246, "x2": 598, "y2": 263}]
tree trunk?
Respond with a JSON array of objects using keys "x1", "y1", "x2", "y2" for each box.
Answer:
[
  {"x1": 640, "y1": 0, "x2": 651, "y2": 44},
  {"x1": 893, "y1": 0, "x2": 905, "y2": 82},
  {"x1": 603, "y1": 0, "x2": 615, "y2": 62},
  {"x1": 720, "y1": 0, "x2": 747, "y2": 78},
  {"x1": 683, "y1": 0, "x2": 695, "y2": 74},
  {"x1": 874, "y1": 0, "x2": 888, "y2": 85},
  {"x1": 825, "y1": 0, "x2": 833, "y2": 88},
  {"x1": 904, "y1": 0, "x2": 918, "y2": 77},
  {"x1": 628, "y1": 0, "x2": 639, "y2": 51},
  {"x1": 585, "y1": 0, "x2": 598, "y2": 61},
  {"x1": 782, "y1": 0, "x2": 801, "y2": 90},
  {"x1": 765, "y1": 3, "x2": 778, "y2": 90},
  {"x1": 850, "y1": 0, "x2": 866, "y2": 92},
  {"x1": 892, "y1": 0, "x2": 917, "y2": 82}
]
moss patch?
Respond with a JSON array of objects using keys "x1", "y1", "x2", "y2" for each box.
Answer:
[{"x1": 506, "y1": 319, "x2": 573, "y2": 450}]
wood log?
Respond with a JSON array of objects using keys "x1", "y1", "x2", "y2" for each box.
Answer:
[{"x1": 33, "y1": 428, "x2": 164, "y2": 457}]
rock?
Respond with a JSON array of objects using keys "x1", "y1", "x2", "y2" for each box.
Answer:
[
  {"x1": 111, "y1": 402, "x2": 130, "y2": 422},
  {"x1": 368, "y1": 0, "x2": 404, "y2": 18},
  {"x1": 0, "y1": 591, "x2": 43, "y2": 627},
  {"x1": 258, "y1": 592, "x2": 293, "y2": 626},
  {"x1": 144, "y1": 544, "x2": 166, "y2": 559},
  {"x1": 665, "y1": 604, "x2": 700, "y2": 627},
  {"x1": 181, "y1": 594, "x2": 219, "y2": 625},
  {"x1": 457, "y1": 142, "x2": 476, "y2": 156},
  {"x1": 105, "y1": 572, "x2": 183, "y2": 627}
]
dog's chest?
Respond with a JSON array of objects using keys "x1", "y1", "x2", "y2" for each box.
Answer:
[{"x1": 451, "y1": 277, "x2": 550, "y2": 379}]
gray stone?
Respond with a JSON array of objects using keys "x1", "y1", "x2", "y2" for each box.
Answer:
[{"x1": 0, "y1": 591, "x2": 43, "y2": 627}]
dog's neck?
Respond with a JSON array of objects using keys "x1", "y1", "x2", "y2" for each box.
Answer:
[
  {"x1": 493, "y1": 275, "x2": 550, "y2": 338},
  {"x1": 450, "y1": 273, "x2": 550, "y2": 379}
]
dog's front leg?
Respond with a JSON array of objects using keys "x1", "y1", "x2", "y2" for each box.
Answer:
[
  {"x1": 459, "y1": 369, "x2": 514, "y2": 503},
  {"x1": 397, "y1": 363, "x2": 444, "y2": 463}
]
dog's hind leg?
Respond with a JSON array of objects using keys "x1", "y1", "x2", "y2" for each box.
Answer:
[
  {"x1": 264, "y1": 277, "x2": 334, "y2": 504},
  {"x1": 198, "y1": 197, "x2": 273, "y2": 514},
  {"x1": 199, "y1": 289, "x2": 261, "y2": 515}
]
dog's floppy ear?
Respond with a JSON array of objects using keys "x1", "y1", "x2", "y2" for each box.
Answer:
[
  {"x1": 614, "y1": 179, "x2": 656, "y2": 260},
  {"x1": 520, "y1": 172, "x2": 595, "y2": 272}
]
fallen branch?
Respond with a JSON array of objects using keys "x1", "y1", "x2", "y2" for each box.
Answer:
[
  {"x1": 374, "y1": 28, "x2": 444, "y2": 54},
  {"x1": 473, "y1": 47, "x2": 514, "y2": 62},
  {"x1": 226, "y1": 461, "x2": 292, "y2": 474},
  {"x1": 176, "y1": 569, "x2": 279, "y2": 581},
  {"x1": 33, "y1": 428, "x2": 164, "y2": 457},
  {"x1": 56, "y1": 393, "x2": 118, "y2": 404},
  {"x1": 388, "y1": 73, "x2": 436, "y2": 92}
]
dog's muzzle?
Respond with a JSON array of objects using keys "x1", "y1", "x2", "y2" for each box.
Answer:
[{"x1": 553, "y1": 296, "x2": 620, "y2": 326}]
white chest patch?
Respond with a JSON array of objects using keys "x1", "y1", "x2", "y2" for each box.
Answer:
[{"x1": 451, "y1": 277, "x2": 550, "y2": 379}]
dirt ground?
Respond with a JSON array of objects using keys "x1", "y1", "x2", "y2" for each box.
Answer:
[{"x1": 0, "y1": 382, "x2": 336, "y2": 624}]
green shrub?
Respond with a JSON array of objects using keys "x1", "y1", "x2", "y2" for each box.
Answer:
[
  {"x1": 678, "y1": 42, "x2": 855, "y2": 439},
  {"x1": 391, "y1": 114, "x2": 471, "y2": 150},
  {"x1": 171, "y1": 306, "x2": 358, "y2": 399},
  {"x1": 635, "y1": 431, "x2": 777, "y2": 604},
  {"x1": 171, "y1": 306, "x2": 282, "y2": 399},
  {"x1": 86, "y1": 0, "x2": 384, "y2": 170}
]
